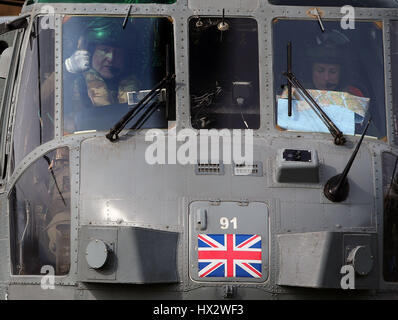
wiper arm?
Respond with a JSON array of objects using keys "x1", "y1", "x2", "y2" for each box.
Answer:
[
  {"x1": 284, "y1": 41, "x2": 345, "y2": 145},
  {"x1": 0, "y1": 14, "x2": 29, "y2": 36},
  {"x1": 287, "y1": 42, "x2": 293, "y2": 117},
  {"x1": 283, "y1": 71, "x2": 346, "y2": 145},
  {"x1": 130, "y1": 101, "x2": 161, "y2": 131},
  {"x1": 106, "y1": 73, "x2": 175, "y2": 142}
]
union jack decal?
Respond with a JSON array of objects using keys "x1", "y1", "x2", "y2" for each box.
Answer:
[{"x1": 198, "y1": 234, "x2": 262, "y2": 278}]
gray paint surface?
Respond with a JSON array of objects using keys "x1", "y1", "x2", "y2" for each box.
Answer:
[{"x1": 0, "y1": 0, "x2": 396, "y2": 299}]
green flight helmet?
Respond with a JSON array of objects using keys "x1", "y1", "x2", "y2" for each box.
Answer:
[{"x1": 83, "y1": 18, "x2": 130, "y2": 50}]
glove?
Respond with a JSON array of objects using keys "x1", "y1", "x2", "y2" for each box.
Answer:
[{"x1": 64, "y1": 50, "x2": 90, "y2": 74}]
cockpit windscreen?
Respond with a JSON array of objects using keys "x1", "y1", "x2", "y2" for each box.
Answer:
[
  {"x1": 189, "y1": 17, "x2": 260, "y2": 130},
  {"x1": 62, "y1": 16, "x2": 175, "y2": 134},
  {"x1": 273, "y1": 19, "x2": 386, "y2": 140}
]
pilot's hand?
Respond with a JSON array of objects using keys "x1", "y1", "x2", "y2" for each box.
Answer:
[{"x1": 64, "y1": 50, "x2": 90, "y2": 74}]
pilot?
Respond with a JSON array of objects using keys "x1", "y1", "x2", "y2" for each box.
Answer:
[
  {"x1": 306, "y1": 30, "x2": 364, "y2": 97},
  {"x1": 64, "y1": 20, "x2": 140, "y2": 108}
]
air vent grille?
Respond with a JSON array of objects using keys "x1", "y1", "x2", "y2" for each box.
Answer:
[
  {"x1": 195, "y1": 163, "x2": 224, "y2": 175},
  {"x1": 233, "y1": 162, "x2": 263, "y2": 176}
]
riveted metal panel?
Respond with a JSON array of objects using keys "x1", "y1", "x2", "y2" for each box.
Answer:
[
  {"x1": 8, "y1": 284, "x2": 75, "y2": 299},
  {"x1": 277, "y1": 232, "x2": 340, "y2": 288},
  {"x1": 78, "y1": 226, "x2": 179, "y2": 283},
  {"x1": 278, "y1": 231, "x2": 378, "y2": 289},
  {"x1": 0, "y1": 240, "x2": 9, "y2": 283},
  {"x1": 0, "y1": 200, "x2": 5, "y2": 238},
  {"x1": 4, "y1": 0, "x2": 398, "y2": 299},
  {"x1": 116, "y1": 226, "x2": 179, "y2": 283},
  {"x1": 54, "y1": 14, "x2": 63, "y2": 139},
  {"x1": 189, "y1": 201, "x2": 269, "y2": 283},
  {"x1": 188, "y1": 0, "x2": 259, "y2": 11}
]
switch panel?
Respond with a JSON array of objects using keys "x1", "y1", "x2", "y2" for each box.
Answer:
[
  {"x1": 283, "y1": 149, "x2": 312, "y2": 162},
  {"x1": 276, "y1": 149, "x2": 319, "y2": 183}
]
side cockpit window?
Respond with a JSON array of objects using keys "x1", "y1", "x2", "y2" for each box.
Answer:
[
  {"x1": 11, "y1": 18, "x2": 55, "y2": 173},
  {"x1": 189, "y1": 17, "x2": 260, "y2": 129},
  {"x1": 391, "y1": 21, "x2": 398, "y2": 146},
  {"x1": 0, "y1": 30, "x2": 18, "y2": 178},
  {"x1": 0, "y1": 34, "x2": 14, "y2": 104},
  {"x1": 9, "y1": 147, "x2": 70, "y2": 276},
  {"x1": 273, "y1": 20, "x2": 385, "y2": 141}
]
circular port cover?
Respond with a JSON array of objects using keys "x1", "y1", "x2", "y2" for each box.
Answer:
[
  {"x1": 347, "y1": 245, "x2": 373, "y2": 276},
  {"x1": 86, "y1": 239, "x2": 108, "y2": 269}
]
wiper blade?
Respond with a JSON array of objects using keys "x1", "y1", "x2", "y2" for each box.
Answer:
[
  {"x1": 283, "y1": 71, "x2": 346, "y2": 145},
  {"x1": 287, "y1": 42, "x2": 292, "y2": 117},
  {"x1": 106, "y1": 73, "x2": 175, "y2": 142},
  {"x1": 0, "y1": 14, "x2": 29, "y2": 36},
  {"x1": 130, "y1": 101, "x2": 161, "y2": 131}
]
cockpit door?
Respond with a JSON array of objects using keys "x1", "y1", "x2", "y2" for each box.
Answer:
[{"x1": 189, "y1": 201, "x2": 269, "y2": 282}]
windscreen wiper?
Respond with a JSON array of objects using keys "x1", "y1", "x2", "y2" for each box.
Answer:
[
  {"x1": 287, "y1": 42, "x2": 293, "y2": 117},
  {"x1": 0, "y1": 14, "x2": 29, "y2": 36},
  {"x1": 106, "y1": 73, "x2": 175, "y2": 142},
  {"x1": 283, "y1": 42, "x2": 346, "y2": 145},
  {"x1": 284, "y1": 72, "x2": 346, "y2": 145},
  {"x1": 130, "y1": 101, "x2": 161, "y2": 131}
]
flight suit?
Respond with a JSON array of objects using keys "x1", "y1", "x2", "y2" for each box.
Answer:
[{"x1": 79, "y1": 68, "x2": 140, "y2": 107}]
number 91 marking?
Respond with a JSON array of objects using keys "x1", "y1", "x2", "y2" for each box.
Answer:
[{"x1": 220, "y1": 217, "x2": 238, "y2": 230}]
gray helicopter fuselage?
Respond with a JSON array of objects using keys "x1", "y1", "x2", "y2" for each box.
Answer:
[{"x1": 0, "y1": 0, "x2": 398, "y2": 300}]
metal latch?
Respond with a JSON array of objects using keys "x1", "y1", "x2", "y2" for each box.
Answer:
[
  {"x1": 223, "y1": 285, "x2": 235, "y2": 298},
  {"x1": 196, "y1": 208, "x2": 207, "y2": 231}
]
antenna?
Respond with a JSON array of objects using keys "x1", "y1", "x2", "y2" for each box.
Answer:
[
  {"x1": 323, "y1": 118, "x2": 372, "y2": 202},
  {"x1": 122, "y1": 5, "x2": 132, "y2": 30}
]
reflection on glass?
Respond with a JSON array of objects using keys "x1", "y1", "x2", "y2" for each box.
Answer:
[
  {"x1": 62, "y1": 16, "x2": 175, "y2": 134},
  {"x1": 11, "y1": 19, "x2": 54, "y2": 173},
  {"x1": 189, "y1": 18, "x2": 260, "y2": 129},
  {"x1": 9, "y1": 147, "x2": 70, "y2": 275},
  {"x1": 273, "y1": 20, "x2": 385, "y2": 140}
]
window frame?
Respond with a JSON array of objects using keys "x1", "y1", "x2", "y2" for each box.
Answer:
[
  {"x1": 61, "y1": 14, "x2": 177, "y2": 136},
  {"x1": 0, "y1": 26, "x2": 25, "y2": 189},
  {"x1": 271, "y1": 17, "x2": 387, "y2": 143},
  {"x1": 187, "y1": 15, "x2": 262, "y2": 131},
  {"x1": 9, "y1": 16, "x2": 58, "y2": 177}
]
